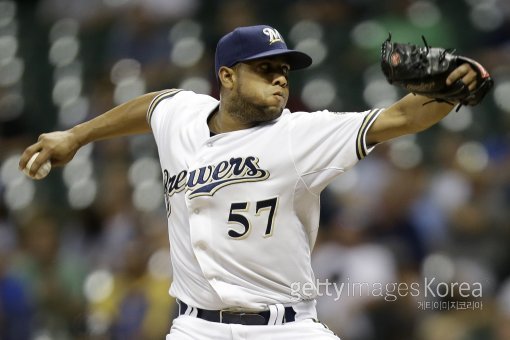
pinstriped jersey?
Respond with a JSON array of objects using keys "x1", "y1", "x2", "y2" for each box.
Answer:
[{"x1": 147, "y1": 89, "x2": 382, "y2": 311}]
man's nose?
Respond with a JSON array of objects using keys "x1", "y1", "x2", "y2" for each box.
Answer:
[{"x1": 272, "y1": 73, "x2": 288, "y2": 88}]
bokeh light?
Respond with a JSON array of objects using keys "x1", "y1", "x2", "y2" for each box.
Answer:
[
  {"x1": 439, "y1": 107, "x2": 473, "y2": 132},
  {"x1": 169, "y1": 19, "x2": 202, "y2": 42},
  {"x1": 407, "y1": 1, "x2": 441, "y2": 28},
  {"x1": 52, "y1": 76, "x2": 82, "y2": 106},
  {"x1": 83, "y1": 270, "x2": 114, "y2": 303},
  {"x1": 49, "y1": 37, "x2": 80, "y2": 67},
  {"x1": 58, "y1": 96, "x2": 90, "y2": 128},
  {"x1": 110, "y1": 58, "x2": 141, "y2": 85},
  {"x1": 455, "y1": 141, "x2": 489, "y2": 173},
  {"x1": 0, "y1": 35, "x2": 18, "y2": 61},
  {"x1": 132, "y1": 180, "x2": 163, "y2": 212},
  {"x1": 469, "y1": 3, "x2": 505, "y2": 32},
  {"x1": 4, "y1": 177, "x2": 35, "y2": 210},
  {"x1": 422, "y1": 253, "x2": 455, "y2": 283},
  {"x1": 0, "y1": 1, "x2": 16, "y2": 28},
  {"x1": 289, "y1": 20, "x2": 324, "y2": 44},
  {"x1": 351, "y1": 20, "x2": 386, "y2": 49},
  {"x1": 148, "y1": 248, "x2": 172, "y2": 279},
  {"x1": 68, "y1": 178, "x2": 97, "y2": 209},
  {"x1": 113, "y1": 76, "x2": 146, "y2": 105},
  {"x1": 63, "y1": 156, "x2": 94, "y2": 187},
  {"x1": 329, "y1": 168, "x2": 359, "y2": 195},
  {"x1": 128, "y1": 157, "x2": 161, "y2": 186},
  {"x1": 294, "y1": 39, "x2": 327, "y2": 68},
  {"x1": 363, "y1": 79, "x2": 398, "y2": 108},
  {"x1": 389, "y1": 138, "x2": 423, "y2": 169},
  {"x1": 493, "y1": 80, "x2": 510, "y2": 113},
  {"x1": 179, "y1": 76, "x2": 211, "y2": 95},
  {"x1": 301, "y1": 78, "x2": 337, "y2": 109},
  {"x1": 0, "y1": 57, "x2": 23, "y2": 86},
  {"x1": 49, "y1": 18, "x2": 79, "y2": 42},
  {"x1": 430, "y1": 171, "x2": 471, "y2": 212},
  {"x1": 1, "y1": 154, "x2": 24, "y2": 185},
  {"x1": 170, "y1": 37, "x2": 204, "y2": 68}
]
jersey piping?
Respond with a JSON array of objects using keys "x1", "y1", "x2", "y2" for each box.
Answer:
[
  {"x1": 147, "y1": 89, "x2": 183, "y2": 124},
  {"x1": 356, "y1": 108, "x2": 383, "y2": 160}
]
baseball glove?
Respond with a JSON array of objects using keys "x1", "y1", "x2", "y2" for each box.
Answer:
[{"x1": 381, "y1": 34, "x2": 493, "y2": 108}]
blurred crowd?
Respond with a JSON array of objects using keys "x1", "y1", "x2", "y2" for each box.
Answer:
[{"x1": 0, "y1": 0, "x2": 509, "y2": 339}]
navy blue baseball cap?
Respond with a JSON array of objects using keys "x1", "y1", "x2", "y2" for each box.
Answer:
[{"x1": 215, "y1": 25, "x2": 312, "y2": 80}]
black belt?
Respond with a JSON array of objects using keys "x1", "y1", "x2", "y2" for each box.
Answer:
[{"x1": 177, "y1": 300, "x2": 296, "y2": 326}]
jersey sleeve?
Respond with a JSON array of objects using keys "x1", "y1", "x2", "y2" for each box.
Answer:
[
  {"x1": 146, "y1": 89, "x2": 183, "y2": 126},
  {"x1": 288, "y1": 108, "x2": 383, "y2": 194},
  {"x1": 146, "y1": 88, "x2": 189, "y2": 145}
]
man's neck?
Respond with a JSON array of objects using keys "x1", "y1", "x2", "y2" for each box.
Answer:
[{"x1": 208, "y1": 106, "x2": 256, "y2": 134}]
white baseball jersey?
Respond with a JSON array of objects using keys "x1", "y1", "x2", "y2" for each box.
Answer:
[{"x1": 147, "y1": 89, "x2": 382, "y2": 311}]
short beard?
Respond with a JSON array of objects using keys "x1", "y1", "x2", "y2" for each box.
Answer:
[{"x1": 225, "y1": 87, "x2": 283, "y2": 125}]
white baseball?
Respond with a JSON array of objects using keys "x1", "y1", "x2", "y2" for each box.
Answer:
[{"x1": 23, "y1": 152, "x2": 52, "y2": 180}]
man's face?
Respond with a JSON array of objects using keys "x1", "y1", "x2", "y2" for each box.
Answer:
[{"x1": 229, "y1": 57, "x2": 291, "y2": 123}]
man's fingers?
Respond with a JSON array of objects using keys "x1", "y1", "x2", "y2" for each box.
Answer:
[
  {"x1": 19, "y1": 142, "x2": 53, "y2": 177},
  {"x1": 463, "y1": 72, "x2": 478, "y2": 91},
  {"x1": 27, "y1": 149, "x2": 51, "y2": 176},
  {"x1": 446, "y1": 63, "x2": 471, "y2": 86},
  {"x1": 19, "y1": 133, "x2": 52, "y2": 170},
  {"x1": 19, "y1": 142, "x2": 41, "y2": 170}
]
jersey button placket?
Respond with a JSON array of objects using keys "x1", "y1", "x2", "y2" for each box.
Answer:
[{"x1": 193, "y1": 141, "x2": 213, "y2": 166}]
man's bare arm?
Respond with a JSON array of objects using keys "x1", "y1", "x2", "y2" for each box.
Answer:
[
  {"x1": 367, "y1": 63, "x2": 477, "y2": 145},
  {"x1": 19, "y1": 91, "x2": 162, "y2": 176}
]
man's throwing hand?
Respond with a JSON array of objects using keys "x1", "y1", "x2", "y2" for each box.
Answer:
[{"x1": 19, "y1": 131, "x2": 81, "y2": 179}]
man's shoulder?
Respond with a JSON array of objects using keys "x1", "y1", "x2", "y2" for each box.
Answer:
[
  {"x1": 278, "y1": 108, "x2": 375, "y2": 131},
  {"x1": 175, "y1": 91, "x2": 219, "y2": 120},
  {"x1": 172, "y1": 90, "x2": 219, "y2": 106},
  {"x1": 279, "y1": 108, "x2": 331, "y2": 121},
  {"x1": 148, "y1": 90, "x2": 218, "y2": 125},
  {"x1": 282, "y1": 108, "x2": 373, "y2": 120}
]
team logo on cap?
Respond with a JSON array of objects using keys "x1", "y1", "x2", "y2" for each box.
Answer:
[{"x1": 263, "y1": 27, "x2": 283, "y2": 45}]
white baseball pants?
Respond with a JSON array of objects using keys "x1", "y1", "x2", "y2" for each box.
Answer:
[{"x1": 166, "y1": 315, "x2": 340, "y2": 339}]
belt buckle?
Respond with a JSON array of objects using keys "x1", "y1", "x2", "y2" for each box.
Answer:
[{"x1": 219, "y1": 310, "x2": 267, "y2": 325}]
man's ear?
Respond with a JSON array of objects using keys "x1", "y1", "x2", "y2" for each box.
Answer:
[{"x1": 218, "y1": 66, "x2": 235, "y2": 89}]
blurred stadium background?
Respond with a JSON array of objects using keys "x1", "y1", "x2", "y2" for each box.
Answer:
[{"x1": 0, "y1": 0, "x2": 509, "y2": 339}]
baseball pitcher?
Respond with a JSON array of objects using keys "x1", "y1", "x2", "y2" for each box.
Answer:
[{"x1": 20, "y1": 25, "x2": 492, "y2": 339}]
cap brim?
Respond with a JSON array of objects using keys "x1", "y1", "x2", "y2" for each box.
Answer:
[{"x1": 238, "y1": 49, "x2": 312, "y2": 70}]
